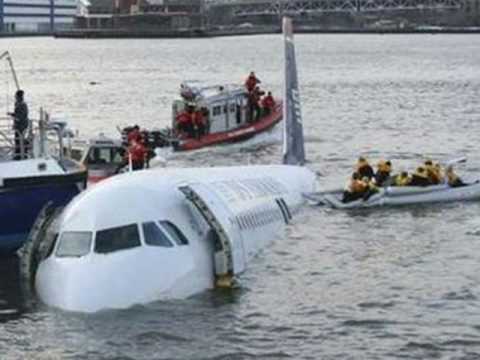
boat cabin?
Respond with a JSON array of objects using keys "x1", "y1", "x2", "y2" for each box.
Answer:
[
  {"x1": 172, "y1": 81, "x2": 250, "y2": 135},
  {"x1": 69, "y1": 134, "x2": 125, "y2": 183}
]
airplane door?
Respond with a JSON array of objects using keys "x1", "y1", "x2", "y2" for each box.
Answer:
[{"x1": 178, "y1": 183, "x2": 247, "y2": 276}]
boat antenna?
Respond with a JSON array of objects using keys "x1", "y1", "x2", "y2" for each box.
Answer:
[
  {"x1": 282, "y1": 17, "x2": 305, "y2": 166},
  {"x1": 0, "y1": 51, "x2": 20, "y2": 91}
]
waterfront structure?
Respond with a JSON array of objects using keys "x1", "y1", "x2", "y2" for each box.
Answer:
[{"x1": 0, "y1": 0, "x2": 80, "y2": 33}]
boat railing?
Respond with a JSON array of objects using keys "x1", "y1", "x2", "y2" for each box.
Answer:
[{"x1": 0, "y1": 109, "x2": 66, "y2": 161}]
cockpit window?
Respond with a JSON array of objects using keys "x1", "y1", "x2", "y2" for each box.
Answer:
[
  {"x1": 56, "y1": 232, "x2": 92, "y2": 257},
  {"x1": 159, "y1": 221, "x2": 189, "y2": 245},
  {"x1": 95, "y1": 224, "x2": 140, "y2": 254},
  {"x1": 142, "y1": 222, "x2": 173, "y2": 247}
]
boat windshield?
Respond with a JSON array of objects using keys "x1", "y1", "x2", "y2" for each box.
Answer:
[
  {"x1": 86, "y1": 147, "x2": 124, "y2": 165},
  {"x1": 56, "y1": 231, "x2": 92, "y2": 258}
]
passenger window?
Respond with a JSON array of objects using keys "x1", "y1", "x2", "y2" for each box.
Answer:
[
  {"x1": 142, "y1": 222, "x2": 173, "y2": 247},
  {"x1": 159, "y1": 221, "x2": 189, "y2": 245},
  {"x1": 95, "y1": 224, "x2": 140, "y2": 254},
  {"x1": 56, "y1": 232, "x2": 92, "y2": 257}
]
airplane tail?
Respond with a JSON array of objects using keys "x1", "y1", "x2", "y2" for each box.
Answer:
[{"x1": 282, "y1": 17, "x2": 305, "y2": 166}]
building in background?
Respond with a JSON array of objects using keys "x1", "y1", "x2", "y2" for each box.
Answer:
[{"x1": 1, "y1": 0, "x2": 79, "y2": 33}]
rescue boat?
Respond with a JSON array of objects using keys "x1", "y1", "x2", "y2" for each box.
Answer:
[
  {"x1": 306, "y1": 167, "x2": 480, "y2": 209},
  {"x1": 126, "y1": 81, "x2": 282, "y2": 153}
]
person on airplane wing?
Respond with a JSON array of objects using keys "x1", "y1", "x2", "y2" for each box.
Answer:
[
  {"x1": 342, "y1": 172, "x2": 369, "y2": 203},
  {"x1": 261, "y1": 91, "x2": 276, "y2": 116},
  {"x1": 245, "y1": 71, "x2": 261, "y2": 93},
  {"x1": 375, "y1": 159, "x2": 392, "y2": 187},
  {"x1": 409, "y1": 167, "x2": 431, "y2": 187},
  {"x1": 446, "y1": 166, "x2": 467, "y2": 188},
  {"x1": 356, "y1": 157, "x2": 375, "y2": 180}
]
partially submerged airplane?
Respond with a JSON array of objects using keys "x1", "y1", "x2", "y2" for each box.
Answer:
[{"x1": 33, "y1": 17, "x2": 317, "y2": 312}]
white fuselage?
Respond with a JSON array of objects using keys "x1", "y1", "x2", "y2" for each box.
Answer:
[{"x1": 35, "y1": 165, "x2": 316, "y2": 312}]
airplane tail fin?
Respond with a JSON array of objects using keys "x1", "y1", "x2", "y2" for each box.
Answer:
[{"x1": 282, "y1": 17, "x2": 305, "y2": 166}]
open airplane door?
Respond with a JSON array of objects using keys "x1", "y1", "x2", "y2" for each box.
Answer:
[{"x1": 178, "y1": 183, "x2": 247, "y2": 281}]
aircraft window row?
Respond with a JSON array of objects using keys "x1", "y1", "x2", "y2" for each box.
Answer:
[
  {"x1": 56, "y1": 231, "x2": 93, "y2": 257},
  {"x1": 229, "y1": 103, "x2": 236, "y2": 113},
  {"x1": 142, "y1": 222, "x2": 173, "y2": 247},
  {"x1": 236, "y1": 207, "x2": 284, "y2": 231},
  {"x1": 54, "y1": 222, "x2": 189, "y2": 257},
  {"x1": 95, "y1": 224, "x2": 141, "y2": 254}
]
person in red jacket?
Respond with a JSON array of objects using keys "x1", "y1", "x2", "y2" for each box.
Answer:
[
  {"x1": 127, "y1": 139, "x2": 147, "y2": 170},
  {"x1": 127, "y1": 125, "x2": 142, "y2": 144},
  {"x1": 191, "y1": 110, "x2": 206, "y2": 139},
  {"x1": 249, "y1": 86, "x2": 265, "y2": 122},
  {"x1": 175, "y1": 107, "x2": 195, "y2": 138},
  {"x1": 245, "y1": 71, "x2": 261, "y2": 93},
  {"x1": 261, "y1": 91, "x2": 275, "y2": 116}
]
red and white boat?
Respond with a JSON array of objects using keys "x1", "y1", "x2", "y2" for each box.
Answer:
[{"x1": 131, "y1": 81, "x2": 282, "y2": 152}]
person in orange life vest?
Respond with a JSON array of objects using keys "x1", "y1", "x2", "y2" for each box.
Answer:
[
  {"x1": 175, "y1": 105, "x2": 195, "y2": 138},
  {"x1": 191, "y1": 110, "x2": 207, "y2": 139},
  {"x1": 261, "y1": 91, "x2": 275, "y2": 116},
  {"x1": 245, "y1": 71, "x2": 261, "y2": 93},
  {"x1": 126, "y1": 139, "x2": 147, "y2": 171}
]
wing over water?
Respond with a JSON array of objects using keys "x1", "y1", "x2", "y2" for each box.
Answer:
[{"x1": 282, "y1": 17, "x2": 306, "y2": 166}]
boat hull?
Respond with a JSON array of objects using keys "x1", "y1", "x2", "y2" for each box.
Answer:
[
  {"x1": 0, "y1": 172, "x2": 86, "y2": 253},
  {"x1": 175, "y1": 102, "x2": 282, "y2": 151},
  {"x1": 311, "y1": 183, "x2": 480, "y2": 209}
]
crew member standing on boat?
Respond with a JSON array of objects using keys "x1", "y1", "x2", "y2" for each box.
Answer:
[
  {"x1": 192, "y1": 109, "x2": 206, "y2": 139},
  {"x1": 9, "y1": 90, "x2": 29, "y2": 160},
  {"x1": 245, "y1": 71, "x2": 261, "y2": 93},
  {"x1": 127, "y1": 139, "x2": 147, "y2": 171},
  {"x1": 261, "y1": 91, "x2": 275, "y2": 116},
  {"x1": 249, "y1": 86, "x2": 265, "y2": 122}
]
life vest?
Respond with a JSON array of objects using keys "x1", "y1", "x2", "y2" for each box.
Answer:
[
  {"x1": 261, "y1": 95, "x2": 275, "y2": 109},
  {"x1": 394, "y1": 174, "x2": 411, "y2": 186},
  {"x1": 128, "y1": 142, "x2": 147, "y2": 163},
  {"x1": 349, "y1": 179, "x2": 368, "y2": 193},
  {"x1": 425, "y1": 164, "x2": 440, "y2": 184},
  {"x1": 191, "y1": 111, "x2": 205, "y2": 127},
  {"x1": 176, "y1": 111, "x2": 193, "y2": 125}
]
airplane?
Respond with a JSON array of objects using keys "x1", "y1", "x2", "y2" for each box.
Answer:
[{"x1": 33, "y1": 17, "x2": 317, "y2": 312}]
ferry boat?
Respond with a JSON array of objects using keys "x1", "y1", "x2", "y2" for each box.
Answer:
[
  {"x1": 126, "y1": 81, "x2": 282, "y2": 153},
  {"x1": 0, "y1": 111, "x2": 87, "y2": 253}
]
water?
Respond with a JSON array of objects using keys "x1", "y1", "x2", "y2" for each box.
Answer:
[{"x1": 1, "y1": 34, "x2": 480, "y2": 359}]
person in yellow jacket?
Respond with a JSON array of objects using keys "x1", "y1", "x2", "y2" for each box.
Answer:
[
  {"x1": 424, "y1": 160, "x2": 440, "y2": 185},
  {"x1": 446, "y1": 166, "x2": 466, "y2": 188},
  {"x1": 342, "y1": 172, "x2": 369, "y2": 203},
  {"x1": 394, "y1": 171, "x2": 411, "y2": 186}
]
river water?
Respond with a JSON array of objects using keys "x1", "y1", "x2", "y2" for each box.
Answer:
[{"x1": 1, "y1": 34, "x2": 480, "y2": 359}]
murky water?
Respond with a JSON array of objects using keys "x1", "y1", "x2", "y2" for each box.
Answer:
[{"x1": 1, "y1": 34, "x2": 480, "y2": 359}]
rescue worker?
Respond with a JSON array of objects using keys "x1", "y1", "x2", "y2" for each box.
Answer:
[
  {"x1": 245, "y1": 71, "x2": 261, "y2": 93},
  {"x1": 393, "y1": 171, "x2": 411, "y2": 186},
  {"x1": 446, "y1": 166, "x2": 466, "y2": 188},
  {"x1": 342, "y1": 172, "x2": 369, "y2": 203},
  {"x1": 9, "y1": 89, "x2": 29, "y2": 160},
  {"x1": 409, "y1": 166, "x2": 431, "y2": 187},
  {"x1": 175, "y1": 105, "x2": 195, "y2": 138},
  {"x1": 126, "y1": 139, "x2": 147, "y2": 171},
  {"x1": 375, "y1": 159, "x2": 392, "y2": 187},
  {"x1": 424, "y1": 159, "x2": 440, "y2": 185},
  {"x1": 434, "y1": 163, "x2": 445, "y2": 183},
  {"x1": 248, "y1": 86, "x2": 264, "y2": 122},
  {"x1": 191, "y1": 109, "x2": 206, "y2": 139},
  {"x1": 356, "y1": 157, "x2": 375, "y2": 180},
  {"x1": 127, "y1": 125, "x2": 142, "y2": 144},
  {"x1": 261, "y1": 91, "x2": 275, "y2": 116}
]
